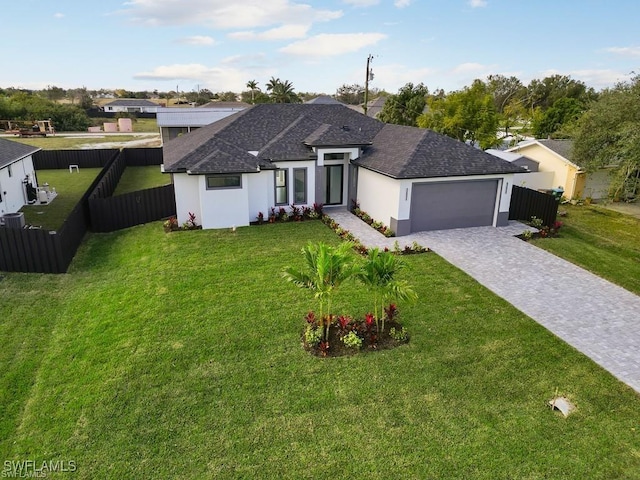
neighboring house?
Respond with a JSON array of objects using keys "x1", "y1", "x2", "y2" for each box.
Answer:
[
  {"x1": 486, "y1": 148, "x2": 554, "y2": 192},
  {"x1": 156, "y1": 102, "x2": 249, "y2": 143},
  {"x1": 103, "y1": 99, "x2": 160, "y2": 114},
  {"x1": 0, "y1": 138, "x2": 40, "y2": 216},
  {"x1": 162, "y1": 103, "x2": 524, "y2": 234},
  {"x1": 506, "y1": 139, "x2": 611, "y2": 199},
  {"x1": 347, "y1": 95, "x2": 388, "y2": 118}
]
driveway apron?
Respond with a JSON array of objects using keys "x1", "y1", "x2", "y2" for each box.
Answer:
[{"x1": 327, "y1": 209, "x2": 640, "y2": 394}]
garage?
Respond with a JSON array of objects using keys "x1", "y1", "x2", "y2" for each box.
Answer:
[{"x1": 410, "y1": 180, "x2": 499, "y2": 232}]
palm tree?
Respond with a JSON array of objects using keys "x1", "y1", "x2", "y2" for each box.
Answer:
[
  {"x1": 266, "y1": 77, "x2": 300, "y2": 103},
  {"x1": 266, "y1": 76, "x2": 281, "y2": 93},
  {"x1": 283, "y1": 242, "x2": 356, "y2": 342},
  {"x1": 356, "y1": 248, "x2": 417, "y2": 332},
  {"x1": 246, "y1": 79, "x2": 259, "y2": 104}
]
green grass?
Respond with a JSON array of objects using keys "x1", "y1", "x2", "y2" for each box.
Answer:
[
  {"x1": 113, "y1": 166, "x2": 170, "y2": 196},
  {"x1": 1, "y1": 221, "x2": 639, "y2": 479},
  {"x1": 532, "y1": 204, "x2": 640, "y2": 294},
  {"x1": 19, "y1": 169, "x2": 102, "y2": 230},
  {"x1": 11, "y1": 134, "x2": 160, "y2": 150}
]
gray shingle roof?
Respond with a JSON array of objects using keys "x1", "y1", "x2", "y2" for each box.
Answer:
[
  {"x1": 163, "y1": 103, "x2": 525, "y2": 178},
  {"x1": 354, "y1": 124, "x2": 525, "y2": 179},
  {"x1": 0, "y1": 138, "x2": 40, "y2": 169},
  {"x1": 538, "y1": 139, "x2": 573, "y2": 161},
  {"x1": 103, "y1": 99, "x2": 159, "y2": 107}
]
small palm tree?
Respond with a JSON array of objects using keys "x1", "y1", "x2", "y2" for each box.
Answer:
[
  {"x1": 283, "y1": 242, "x2": 356, "y2": 342},
  {"x1": 246, "y1": 79, "x2": 259, "y2": 104},
  {"x1": 357, "y1": 248, "x2": 417, "y2": 332}
]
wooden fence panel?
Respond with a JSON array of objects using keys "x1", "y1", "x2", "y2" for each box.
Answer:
[
  {"x1": 89, "y1": 184, "x2": 175, "y2": 233},
  {"x1": 34, "y1": 149, "x2": 118, "y2": 170},
  {"x1": 509, "y1": 185, "x2": 559, "y2": 227},
  {"x1": 124, "y1": 147, "x2": 163, "y2": 166},
  {"x1": 0, "y1": 228, "x2": 65, "y2": 274}
]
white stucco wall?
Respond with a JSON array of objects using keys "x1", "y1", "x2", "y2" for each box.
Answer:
[
  {"x1": 173, "y1": 173, "x2": 201, "y2": 226},
  {"x1": 0, "y1": 156, "x2": 36, "y2": 215},
  {"x1": 513, "y1": 171, "x2": 555, "y2": 191},
  {"x1": 584, "y1": 170, "x2": 612, "y2": 199},
  {"x1": 199, "y1": 175, "x2": 251, "y2": 229},
  {"x1": 357, "y1": 168, "x2": 401, "y2": 226},
  {"x1": 247, "y1": 170, "x2": 271, "y2": 221}
]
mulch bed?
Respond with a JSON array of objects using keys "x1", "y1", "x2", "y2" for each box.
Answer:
[{"x1": 302, "y1": 320, "x2": 409, "y2": 358}]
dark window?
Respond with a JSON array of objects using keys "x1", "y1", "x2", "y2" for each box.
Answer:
[
  {"x1": 293, "y1": 168, "x2": 306, "y2": 204},
  {"x1": 206, "y1": 174, "x2": 242, "y2": 189},
  {"x1": 275, "y1": 169, "x2": 288, "y2": 205},
  {"x1": 324, "y1": 153, "x2": 346, "y2": 161},
  {"x1": 7, "y1": 165, "x2": 12, "y2": 178}
]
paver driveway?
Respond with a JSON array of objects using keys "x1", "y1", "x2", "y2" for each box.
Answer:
[{"x1": 328, "y1": 209, "x2": 640, "y2": 393}]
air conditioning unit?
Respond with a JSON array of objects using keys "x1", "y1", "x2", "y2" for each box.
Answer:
[{"x1": 2, "y1": 212, "x2": 25, "y2": 229}]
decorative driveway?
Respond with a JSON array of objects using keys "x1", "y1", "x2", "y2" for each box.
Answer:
[{"x1": 328, "y1": 208, "x2": 640, "y2": 393}]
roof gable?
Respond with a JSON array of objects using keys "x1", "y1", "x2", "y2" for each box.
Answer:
[
  {"x1": 355, "y1": 124, "x2": 525, "y2": 179},
  {"x1": 0, "y1": 138, "x2": 40, "y2": 169},
  {"x1": 508, "y1": 139, "x2": 578, "y2": 168}
]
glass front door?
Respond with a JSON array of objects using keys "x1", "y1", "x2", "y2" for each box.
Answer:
[{"x1": 325, "y1": 165, "x2": 343, "y2": 205}]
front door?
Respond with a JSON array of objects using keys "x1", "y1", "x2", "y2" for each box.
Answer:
[{"x1": 325, "y1": 165, "x2": 343, "y2": 205}]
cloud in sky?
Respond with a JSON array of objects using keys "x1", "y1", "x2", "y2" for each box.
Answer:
[
  {"x1": 604, "y1": 46, "x2": 640, "y2": 57},
  {"x1": 343, "y1": 0, "x2": 380, "y2": 6},
  {"x1": 394, "y1": 0, "x2": 412, "y2": 8},
  {"x1": 53, "y1": 13, "x2": 65, "y2": 18},
  {"x1": 122, "y1": 0, "x2": 342, "y2": 29},
  {"x1": 176, "y1": 35, "x2": 216, "y2": 46},
  {"x1": 133, "y1": 63, "x2": 257, "y2": 90},
  {"x1": 279, "y1": 33, "x2": 387, "y2": 57},
  {"x1": 229, "y1": 24, "x2": 310, "y2": 41},
  {"x1": 539, "y1": 68, "x2": 632, "y2": 89},
  {"x1": 468, "y1": 0, "x2": 487, "y2": 7}
]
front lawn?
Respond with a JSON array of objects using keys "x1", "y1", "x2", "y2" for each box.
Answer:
[
  {"x1": 12, "y1": 135, "x2": 159, "y2": 150},
  {"x1": 532, "y1": 204, "x2": 640, "y2": 295},
  {"x1": 1, "y1": 221, "x2": 639, "y2": 479},
  {"x1": 19, "y1": 168, "x2": 102, "y2": 230},
  {"x1": 113, "y1": 165, "x2": 170, "y2": 196}
]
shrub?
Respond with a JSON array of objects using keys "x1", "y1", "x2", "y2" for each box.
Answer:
[{"x1": 341, "y1": 331, "x2": 363, "y2": 349}]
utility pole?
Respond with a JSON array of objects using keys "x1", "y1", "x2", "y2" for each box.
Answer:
[{"x1": 363, "y1": 54, "x2": 374, "y2": 116}]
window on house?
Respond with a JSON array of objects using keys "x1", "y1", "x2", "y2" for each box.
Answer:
[
  {"x1": 206, "y1": 174, "x2": 242, "y2": 189},
  {"x1": 293, "y1": 168, "x2": 306, "y2": 204},
  {"x1": 7, "y1": 165, "x2": 12, "y2": 178},
  {"x1": 324, "y1": 153, "x2": 346, "y2": 161},
  {"x1": 275, "y1": 169, "x2": 288, "y2": 205}
]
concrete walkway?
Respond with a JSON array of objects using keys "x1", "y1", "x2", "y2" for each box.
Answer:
[{"x1": 327, "y1": 208, "x2": 640, "y2": 393}]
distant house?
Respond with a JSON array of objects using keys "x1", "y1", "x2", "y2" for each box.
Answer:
[
  {"x1": 103, "y1": 99, "x2": 160, "y2": 114},
  {"x1": 0, "y1": 138, "x2": 40, "y2": 215},
  {"x1": 507, "y1": 139, "x2": 611, "y2": 199},
  {"x1": 347, "y1": 95, "x2": 388, "y2": 118},
  {"x1": 162, "y1": 103, "x2": 523, "y2": 234},
  {"x1": 156, "y1": 102, "x2": 249, "y2": 143}
]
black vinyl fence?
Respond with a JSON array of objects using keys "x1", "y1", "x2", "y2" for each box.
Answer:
[
  {"x1": 509, "y1": 185, "x2": 560, "y2": 227},
  {"x1": 1, "y1": 148, "x2": 172, "y2": 274}
]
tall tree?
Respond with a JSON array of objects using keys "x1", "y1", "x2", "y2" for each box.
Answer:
[
  {"x1": 532, "y1": 97, "x2": 584, "y2": 139},
  {"x1": 335, "y1": 83, "x2": 365, "y2": 105},
  {"x1": 266, "y1": 78, "x2": 300, "y2": 103},
  {"x1": 418, "y1": 79, "x2": 499, "y2": 149},
  {"x1": 486, "y1": 75, "x2": 526, "y2": 114},
  {"x1": 526, "y1": 75, "x2": 596, "y2": 111},
  {"x1": 573, "y1": 75, "x2": 640, "y2": 200},
  {"x1": 246, "y1": 79, "x2": 259, "y2": 104},
  {"x1": 378, "y1": 83, "x2": 429, "y2": 126}
]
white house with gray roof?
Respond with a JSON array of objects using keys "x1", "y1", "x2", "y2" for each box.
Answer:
[
  {"x1": 103, "y1": 99, "x2": 160, "y2": 113},
  {"x1": 156, "y1": 102, "x2": 249, "y2": 144},
  {"x1": 162, "y1": 104, "x2": 524, "y2": 234},
  {"x1": 0, "y1": 138, "x2": 40, "y2": 216}
]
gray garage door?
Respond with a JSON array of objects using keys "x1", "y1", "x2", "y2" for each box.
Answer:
[{"x1": 410, "y1": 180, "x2": 498, "y2": 232}]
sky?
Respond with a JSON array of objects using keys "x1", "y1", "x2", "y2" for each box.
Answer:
[{"x1": 2, "y1": 0, "x2": 640, "y2": 96}]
